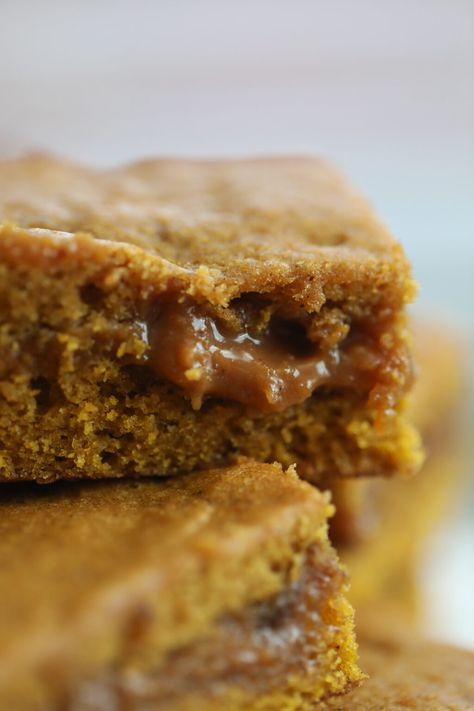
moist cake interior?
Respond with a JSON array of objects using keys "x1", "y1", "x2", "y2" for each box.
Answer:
[
  {"x1": 0, "y1": 243, "x2": 420, "y2": 482},
  {"x1": 0, "y1": 155, "x2": 421, "y2": 482}
]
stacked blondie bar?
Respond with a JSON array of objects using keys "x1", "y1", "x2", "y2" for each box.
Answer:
[{"x1": 0, "y1": 155, "x2": 471, "y2": 709}]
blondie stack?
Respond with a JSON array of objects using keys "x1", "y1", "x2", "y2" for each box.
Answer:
[{"x1": 0, "y1": 155, "x2": 471, "y2": 710}]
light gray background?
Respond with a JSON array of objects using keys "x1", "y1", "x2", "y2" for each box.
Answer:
[{"x1": 1, "y1": 0, "x2": 473, "y2": 645}]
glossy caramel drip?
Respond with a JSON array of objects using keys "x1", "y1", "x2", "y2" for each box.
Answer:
[{"x1": 142, "y1": 298, "x2": 389, "y2": 412}]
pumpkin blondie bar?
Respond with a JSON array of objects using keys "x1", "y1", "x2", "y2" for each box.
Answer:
[
  {"x1": 0, "y1": 460, "x2": 362, "y2": 710},
  {"x1": 0, "y1": 154, "x2": 421, "y2": 482}
]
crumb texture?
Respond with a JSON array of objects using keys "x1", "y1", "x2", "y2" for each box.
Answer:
[{"x1": 0, "y1": 155, "x2": 420, "y2": 482}]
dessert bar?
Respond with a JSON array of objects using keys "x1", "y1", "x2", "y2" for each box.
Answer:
[
  {"x1": 0, "y1": 460, "x2": 362, "y2": 710},
  {"x1": 0, "y1": 155, "x2": 421, "y2": 482}
]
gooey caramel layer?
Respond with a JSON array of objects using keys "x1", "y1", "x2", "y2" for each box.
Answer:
[{"x1": 140, "y1": 297, "x2": 398, "y2": 412}]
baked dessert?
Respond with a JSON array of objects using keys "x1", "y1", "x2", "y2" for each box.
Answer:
[
  {"x1": 0, "y1": 460, "x2": 362, "y2": 710},
  {"x1": 320, "y1": 631, "x2": 474, "y2": 710},
  {"x1": 0, "y1": 154, "x2": 421, "y2": 482},
  {"x1": 329, "y1": 324, "x2": 466, "y2": 612}
]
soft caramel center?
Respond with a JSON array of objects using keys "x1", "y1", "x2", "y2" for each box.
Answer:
[{"x1": 142, "y1": 298, "x2": 385, "y2": 412}]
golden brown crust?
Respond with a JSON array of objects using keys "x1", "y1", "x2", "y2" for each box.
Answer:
[
  {"x1": 0, "y1": 154, "x2": 413, "y2": 313},
  {"x1": 0, "y1": 461, "x2": 361, "y2": 710}
]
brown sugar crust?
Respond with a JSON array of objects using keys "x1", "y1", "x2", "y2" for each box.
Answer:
[
  {"x1": 0, "y1": 154, "x2": 421, "y2": 482},
  {"x1": 320, "y1": 632, "x2": 474, "y2": 710},
  {"x1": 0, "y1": 153, "x2": 414, "y2": 282},
  {"x1": 0, "y1": 461, "x2": 362, "y2": 710}
]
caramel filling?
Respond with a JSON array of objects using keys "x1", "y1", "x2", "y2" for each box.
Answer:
[
  {"x1": 141, "y1": 298, "x2": 392, "y2": 412},
  {"x1": 70, "y1": 546, "x2": 342, "y2": 709}
]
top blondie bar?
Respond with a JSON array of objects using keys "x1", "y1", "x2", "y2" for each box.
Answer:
[{"x1": 0, "y1": 154, "x2": 422, "y2": 482}]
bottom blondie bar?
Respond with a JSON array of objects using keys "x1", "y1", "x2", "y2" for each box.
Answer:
[{"x1": 0, "y1": 461, "x2": 361, "y2": 710}]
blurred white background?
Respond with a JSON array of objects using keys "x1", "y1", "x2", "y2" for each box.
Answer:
[{"x1": 1, "y1": 0, "x2": 473, "y2": 645}]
